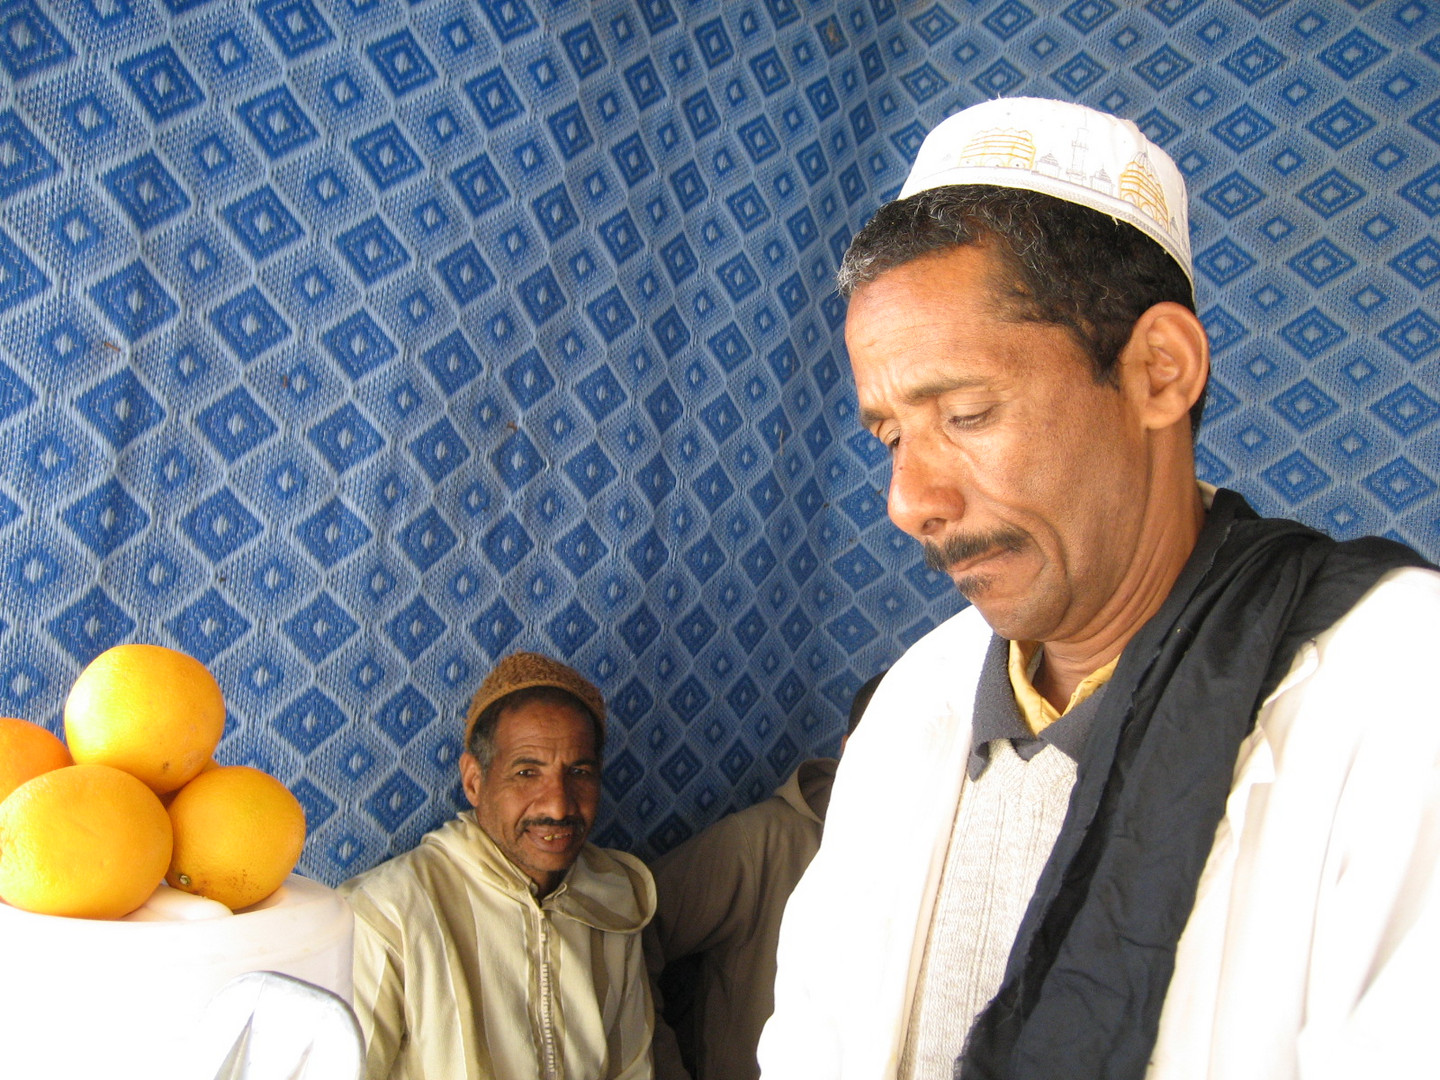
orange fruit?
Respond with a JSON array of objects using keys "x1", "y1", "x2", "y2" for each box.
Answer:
[
  {"x1": 0, "y1": 764, "x2": 172, "y2": 919},
  {"x1": 166, "y1": 766, "x2": 306, "y2": 911},
  {"x1": 160, "y1": 756, "x2": 222, "y2": 807},
  {"x1": 64, "y1": 644, "x2": 225, "y2": 795},
  {"x1": 0, "y1": 717, "x2": 72, "y2": 804}
]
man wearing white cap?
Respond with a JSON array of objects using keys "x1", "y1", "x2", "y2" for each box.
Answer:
[{"x1": 758, "y1": 97, "x2": 1440, "y2": 1080}]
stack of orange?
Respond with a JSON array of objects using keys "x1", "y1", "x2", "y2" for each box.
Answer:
[{"x1": 0, "y1": 644, "x2": 306, "y2": 919}]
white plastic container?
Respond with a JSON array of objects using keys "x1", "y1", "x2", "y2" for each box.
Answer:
[{"x1": 0, "y1": 874, "x2": 353, "y2": 1080}]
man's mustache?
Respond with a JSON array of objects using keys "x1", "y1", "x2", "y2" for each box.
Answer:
[
  {"x1": 522, "y1": 815, "x2": 588, "y2": 832},
  {"x1": 923, "y1": 528, "x2": 1027, "y2": 573}
]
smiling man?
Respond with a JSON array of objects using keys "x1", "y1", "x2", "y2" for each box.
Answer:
[
  {"x1": 758, "y1": 98, "x2": 1440, "y2": 1080},
  {"x1": 341, "y1": 651, "x2": 656, "y2": 1080}
]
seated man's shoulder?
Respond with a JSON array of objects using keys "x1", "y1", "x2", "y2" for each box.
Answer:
[
  {"x1": 653, "y1": 767, "x2": 831, "y2": 883},
  {"x1": 650, "y1": 805, "x2": 744, "y2": 884},
  {"x1": 339, "y1": 817, "x2": 470, "y2": 911},
  {"x1": 744, "y1": 760, "x2": 836, "y2": 836}
]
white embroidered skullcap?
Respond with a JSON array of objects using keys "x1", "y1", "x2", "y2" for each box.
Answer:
[{"x1": 899, "y1": 97, "x2": 1193, "y2": 284}]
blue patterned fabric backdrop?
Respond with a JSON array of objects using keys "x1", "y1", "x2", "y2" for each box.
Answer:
[{"x1": 0, "y1": 0, "x2": 1436, "y2": 884}]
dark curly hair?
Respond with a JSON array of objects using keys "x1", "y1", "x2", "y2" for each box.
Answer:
[{"x1": 838, "y1": 185, "x2": 1204, "y2": 432}]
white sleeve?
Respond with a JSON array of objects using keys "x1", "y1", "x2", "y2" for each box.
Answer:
[
  {"x1": 1294, "y1": 576, "x2": 1440, "y2": 1078},
  {"x1": 756, "y1": 820, "x2": 847, "y2": 1079}
]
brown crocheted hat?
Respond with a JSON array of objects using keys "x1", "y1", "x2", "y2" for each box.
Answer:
[{"x1": 463, "y1": 651, "x2": 606, "y2": 747}]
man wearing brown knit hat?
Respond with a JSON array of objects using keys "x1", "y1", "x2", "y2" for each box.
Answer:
[{"x1": 341, "y1": 651, "x2": 657, "y2": 1080}]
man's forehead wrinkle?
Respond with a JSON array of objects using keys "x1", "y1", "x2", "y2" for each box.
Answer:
[
  {"x1": 501, "y1": 739, "x2": 595, "y2": 761},
  {"x1": 905, "y1": 371, "x2": 991, "y2": 401}
]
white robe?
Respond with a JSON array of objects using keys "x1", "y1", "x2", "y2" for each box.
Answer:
[
  {"x1": 759, "y1": 566, "x2": 1440, "y2": 1080},
  {"x1": 341, "y1": 812, "x2": 656, "y2": 1080}
]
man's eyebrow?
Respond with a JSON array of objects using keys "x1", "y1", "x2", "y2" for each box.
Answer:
[
  {"x1": 858, "y1": 374, "x2": 988, "y2": 429},
  {"x1": 505, "y1": 753, "x2": 601, "y2": 768}
]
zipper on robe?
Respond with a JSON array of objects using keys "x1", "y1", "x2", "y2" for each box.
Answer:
[{"x1": 538, "y1": 910, "x2": 559, "y2": 1080}]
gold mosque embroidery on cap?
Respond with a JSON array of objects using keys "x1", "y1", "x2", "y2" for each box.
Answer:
[
  {"x1": 957, "y1": 127, "x2": 1037, "y2": 169},
  {"x1": 955, "y1": 123, "x2": 1176, "y2": 244},
  {"x1": 1118, "y1": 154, "x2": 1170, "y2": 230}
]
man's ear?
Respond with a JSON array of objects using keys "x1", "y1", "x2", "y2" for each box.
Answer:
[
  {"x1": 459, "y1": 751, "x2": 485, "y2": 809},
  {"x1": 1123, "y1": 302, "x2": 1209, "y2": 432}
]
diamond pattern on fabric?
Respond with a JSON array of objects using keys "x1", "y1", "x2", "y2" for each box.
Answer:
[{"x1": 0, "y1": 0, "x2": 1434, "y2": 884}]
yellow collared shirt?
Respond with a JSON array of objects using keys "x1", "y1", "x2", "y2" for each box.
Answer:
[{"x1": 1008, "y1": 640, "x2": 1119, "y2": 736}]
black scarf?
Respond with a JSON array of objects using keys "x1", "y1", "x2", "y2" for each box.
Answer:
[{"x1": 959, "y1": 488, "x2": 1433, "y2": 1080}]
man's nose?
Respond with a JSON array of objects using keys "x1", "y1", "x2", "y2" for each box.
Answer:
[
  {"x1": 887, "y1": 440, "x2": 965, "y2": 540},
  {"x1": 534, "y1": 771, "x2": 578, "y2": 818}
]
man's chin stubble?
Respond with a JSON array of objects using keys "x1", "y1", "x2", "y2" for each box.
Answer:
[
  {"x1": 952, "y1": 571, "x2": 995, "y2": 602},
  {"x1": 922, "y1": 528, "x2": 1028, "y2": 595}
]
